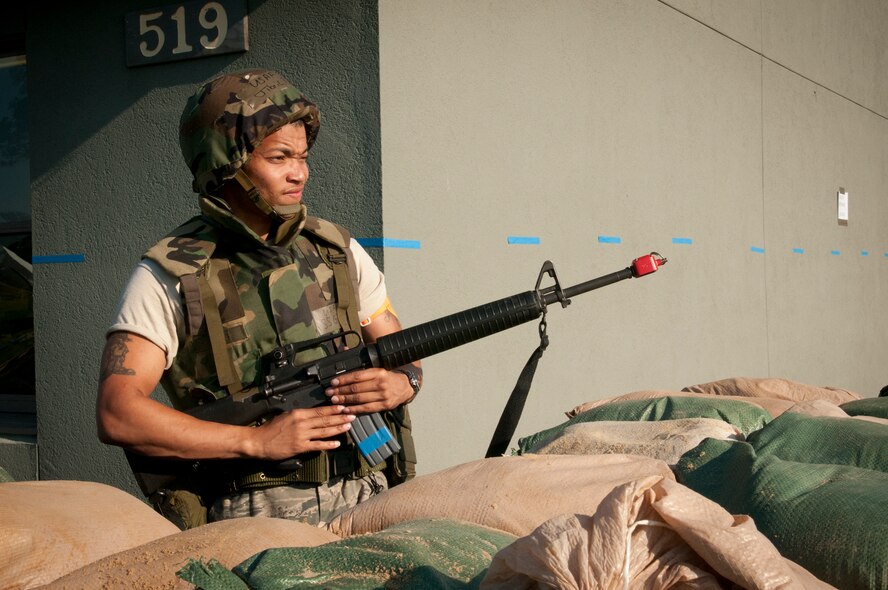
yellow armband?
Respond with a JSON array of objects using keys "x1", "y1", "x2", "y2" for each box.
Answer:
[{"x1": 360, "y1": 297, "x2": 398, "y2": 327}]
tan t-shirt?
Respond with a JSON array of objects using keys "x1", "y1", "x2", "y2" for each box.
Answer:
[{"x1": 109, "y1": 239, "x2": 387, "y2": 369}]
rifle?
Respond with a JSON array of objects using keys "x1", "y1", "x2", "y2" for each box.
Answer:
[{"x1": 126, "y1": 253, "x2": 666, "y2": 497}]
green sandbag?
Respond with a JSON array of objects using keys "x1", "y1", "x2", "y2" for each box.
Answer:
[
  {"x1": 747, "y1": 410, "x2": 888, "y2": 472},
  {"x1": 517, "y1": 396, "x2": 771, "y2": 453},
  {"x1": 840, "y1": 396, "x2": 888, "y2": 419},
  {"x1": 178, "y1": 559, "x2": 248, "y2": 590},
  {"x1": 179, "y1": 518, "x2": 517, "y2": 590},
  {"x1": 676, "y1": 438, "x2": 888, "y2": 590}
]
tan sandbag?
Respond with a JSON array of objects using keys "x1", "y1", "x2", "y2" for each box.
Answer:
[
  {"x1": 42, "y1": 516, "x2": 341, "y2": 590},
  {"x1": 0, "y1": 480, "x2": 179, "y2": 590},
  {"x1": 784, "y1": 399, "x2": 848, "y2": 418},
  {"x1": 854, "y1": 415, "x2": 888, "y2": 426},
  {"x1": 681, "y1": 377, "x2": 861, "y2": 404},
  {"x1": 569, "y1": 390, "x2": 796, "y2": 419},
  {"x1": 481, "y1": 477, "x2": 836, "y2": 589},
  {"x1": 786, "y1": 399, "x2": 888, "y2": 425},
  {"x1": 526, "y1": 418, "x2": 743, "y2": 465},
  {"x1": 328, "y1": 454, "x2": 674, "y2": 538}
]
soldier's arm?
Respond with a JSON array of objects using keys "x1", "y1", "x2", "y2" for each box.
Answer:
[{"x1": 96, "y1": 331, "x2": 354, "y2": 460}]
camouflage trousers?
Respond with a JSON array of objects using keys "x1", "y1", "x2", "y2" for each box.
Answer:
[{"x1": 207, "y1": 471, "x2": 387, "y2": 526}]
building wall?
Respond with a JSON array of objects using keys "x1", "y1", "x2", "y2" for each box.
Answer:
[
  {"x1": 378, "y1": 0, "x2": 888, "y2": 474},
  {"x1": 8, "y1": 0, "x2": 887, "y2": 491},
  {"x1": 26, "y1": 0, "x2": 382, "y2": 494}
]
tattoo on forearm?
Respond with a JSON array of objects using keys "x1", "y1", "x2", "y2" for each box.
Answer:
[{"x1": 100, "y1": 333, "x2": 136, "y2": 383}]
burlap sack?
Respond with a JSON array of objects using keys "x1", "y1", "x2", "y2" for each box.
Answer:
[
  {"x1": 0, "y1": 480, "x2": 179, "y2": 589},
  {"x1": 681, "y1": 377, "x2": 861, "y2": 404},
  {"x1": 42, "y1": 516, "x2": 340, "y2": 590},
  {"x1": 481, "y1": 477, "x2": 835, "y2": 589},
  {"x1": 524, "y1": 418, "x2": 743, "y2": 465},
  {"x1": 328, "y1": 454, "x2": 674, "y2": 538},
  {"x1": 569, "y1": 390, "x2": 796, "y2": 419}
]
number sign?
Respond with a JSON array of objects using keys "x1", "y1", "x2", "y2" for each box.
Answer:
[{"x1": 125, "y1": 0, "x2": 248, "y2": 67}]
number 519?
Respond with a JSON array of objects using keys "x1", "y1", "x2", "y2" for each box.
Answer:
[{"x1": 139, "y1": 2, "x2": 228, "y2": 58}]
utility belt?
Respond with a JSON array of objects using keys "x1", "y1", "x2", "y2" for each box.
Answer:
[
  {"x1": 220, "y1": 447, "x2": 386, "y2": 495},
  {"x1": 146, "y1": 446, "x2": 385, "y2": 531}
]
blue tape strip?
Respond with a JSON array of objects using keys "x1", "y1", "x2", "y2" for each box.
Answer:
[
  {"x1": 672, "y1": 237, "x2": 693, "y2": 245},
  {"x1": 750, "y1": 246, "x2": 765, "y2": 254},
  {"x1": 830, "y1": 250, "x2": 840, "y2": 256},
  {"x1": 792, "y1": 248, "x2": 804, "y2": 254},
  {"x1": 507, "y1": 236, "x2": 541, "y2": 245},
  {"x1": 598, "y1": 236, "x2": 622, "y2": 244},
  {"x1": 32, "y1": 254, "x2": 85, "y2": 264},
  {"x1": 356, "y1": 238, "x2": 421, "y2": 249},
  {"x1": 357, "y1": 426, "x2": 394, "y2": 456},
  {"x1": 861, "y1": 251, "x2": 869, "y2": 256}
]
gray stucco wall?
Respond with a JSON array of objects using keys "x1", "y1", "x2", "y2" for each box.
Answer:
[
  {"x1": 378, "y1": 0, "x2": 888, "y2": 474},
  {"x1": 26, "y1": 0, "x2": 381, "y2": 494}
]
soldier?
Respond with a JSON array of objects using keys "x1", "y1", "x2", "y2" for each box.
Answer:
[{"x1": 96, "y1": 69, "x2": 421, "y2": 529}]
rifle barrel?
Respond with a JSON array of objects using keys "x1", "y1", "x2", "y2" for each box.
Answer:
[
  {"x1": 559, "y1": 267, "x2": 635, "y2": 301},
  {"x1": 373, "y1": 264, "x2": 640, "y2": 370}
]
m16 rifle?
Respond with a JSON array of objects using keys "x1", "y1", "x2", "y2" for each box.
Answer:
[{"x1": 127, "y1": 253, "x2": 666, "y2": 497}]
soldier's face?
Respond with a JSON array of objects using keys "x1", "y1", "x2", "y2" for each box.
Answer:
[{"x1": 243, "y1": 122, "x2": 309, "y2": 207}]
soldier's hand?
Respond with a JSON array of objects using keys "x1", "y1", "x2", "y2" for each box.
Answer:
[
  {"x1": 249, "y1": 405, "x2": 355, "y2": 460},
  {"x1": 325, "y1": 368, "x2": 413, "y2": 414}
]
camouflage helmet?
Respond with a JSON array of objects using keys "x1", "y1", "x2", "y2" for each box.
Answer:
[{"x1": 179, "y1": 69, "x2": 320, "y2": 195}]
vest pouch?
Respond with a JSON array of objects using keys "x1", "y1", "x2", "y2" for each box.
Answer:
[
  {"x1": 150, "y1": 488, "x2": 207, "y2": 530},
  {"x1": 383, "y1": 405, "x2": 417, "y2": 487}
]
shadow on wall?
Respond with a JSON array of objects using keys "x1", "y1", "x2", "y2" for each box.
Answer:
[{"x1": 26, "y1": 0, "x2": 381, "y2": 241}]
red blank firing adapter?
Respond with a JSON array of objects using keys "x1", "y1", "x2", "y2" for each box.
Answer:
[{"x1": 631, "y1": 252, "x2": 667, "y2": 277}]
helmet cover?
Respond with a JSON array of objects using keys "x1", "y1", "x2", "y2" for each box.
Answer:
[{"x1": 179, "y1": 69, "x2": 320, "y2": 194}]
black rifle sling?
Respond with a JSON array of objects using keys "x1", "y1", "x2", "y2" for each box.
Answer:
[{"x1": 484, "y1": 312, "x2": 550, "y2": 458}]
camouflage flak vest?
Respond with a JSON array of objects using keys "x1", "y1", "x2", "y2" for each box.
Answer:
[{"x1": 144, "y1": 196, "x2": 362, "y2": 409}]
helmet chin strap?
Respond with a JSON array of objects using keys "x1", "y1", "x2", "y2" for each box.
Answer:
[{"x1": 232, "y1": 169, "x2": 303, "y2": 221}]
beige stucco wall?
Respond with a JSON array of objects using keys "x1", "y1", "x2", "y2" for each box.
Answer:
[{"x1": 378, "y1": 0, "x2": 888, "y2": 474}]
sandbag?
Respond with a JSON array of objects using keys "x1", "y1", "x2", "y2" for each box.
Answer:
[
  {"x1": 568, "y1": 390, "x2": 797, "y2": 419},
  {"x1": 481, "y1": 477, "x2": 835, "y2": 589},
  {"x1": 520, "y1": 418, "x2": 743, "y2": 465},
  {"x1": 746, "y1": 410, "x2": 888, "y2": 473},
  {"x1": 180, "y1": 518, "x2": 517, "y2": 590},
  {"x1": 782, "y1": 398, "x2": 848, "y2": 418},
  {"x1": 0, "y1": 480, "x2": 179, "y2": 589},
  {"x1": 41, "y1": 516, "x2": 340, "y2": 590},
  {"x1": 521, "y1": 396, "x2": 771, "y2": 453},
  {"x1": 328, "y1": 454, "x2": 674, "y2": 538},
  {"x1": 681, "y1": 376, "x2": 861, "y2": 404},
  {"x1": 840, "y1": 396, "x2": 888, "y2": 419},
  {"x1": 675, "y1": 438, "x2": 888, "y2": 590}
]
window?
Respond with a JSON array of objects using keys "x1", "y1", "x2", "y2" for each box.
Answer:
[{"x1": 0, "y1": 55, "x2": 34, "y2": 437}]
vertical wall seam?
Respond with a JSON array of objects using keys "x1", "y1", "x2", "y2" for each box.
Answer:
[{"x1": 760, "y1": 0, "x2": 771, "y2": 377}]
